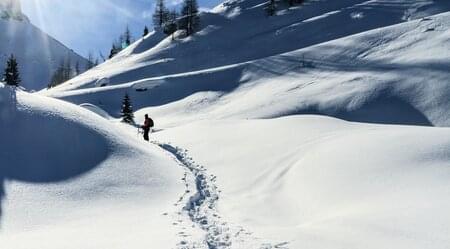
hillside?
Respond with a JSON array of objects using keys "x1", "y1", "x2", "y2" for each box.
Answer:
[
  {"x1": 0, "y1": 83, "x2": 186, "y2": 248},
  {"x1": 2, "y1": 0, "x2": 450, "y2": 248},
  {"x1": 154, "y1": 116, "x2": 450, "y2": 249},
  {"x1": 48, "y1": 0, "x2": 450, "y2": 91},
  {"x1": 0, "y1": 3, "x2": 87, "y2": 90},
  {"x1": 46, "y1": 1, "x2": 450, "y2": 126}
]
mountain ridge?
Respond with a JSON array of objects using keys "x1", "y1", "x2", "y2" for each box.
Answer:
[{"x1": 0, "y1": 6, "x2": 87, "y2": 90}]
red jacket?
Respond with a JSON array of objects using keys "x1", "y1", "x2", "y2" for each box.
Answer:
[{"x1": 143, "y1": 118, "x2": 152, "y2": 129}]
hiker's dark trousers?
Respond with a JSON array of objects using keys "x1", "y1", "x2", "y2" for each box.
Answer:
[{"x1": 143, "y1": 128, "x2": 150, "y2": 141}]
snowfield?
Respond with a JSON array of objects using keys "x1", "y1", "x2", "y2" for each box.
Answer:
[
  {"x1": 154, "y1": 116, "x2": 450, "y2": 249},
  {"x1": 2, "y1": 0, "x2": 450, "y2": 248}
]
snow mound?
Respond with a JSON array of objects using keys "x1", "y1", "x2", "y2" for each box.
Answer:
[
  {"x1": 0, "y1": 83, "x2": 184, "y2": 248},
  {"x1": 79, "y1": 103, "x2": 112, "y2": 119}
]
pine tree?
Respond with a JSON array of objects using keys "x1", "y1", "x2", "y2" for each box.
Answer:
[
  {"x1": 164, "y1": 10, "x2": 178, "y2": 39},
  {"x1": 48, "y1": 57, "x2": 74, "y2": 89},
  {"x1": 63, "y1": 57, "x2": 72, "y2": 81},
  {"x1": 179, "y1": 0, "x2": 200, "y2": 36},
  {"x1": 3, "y1": 54, "x2": 21, "y2": 86},
  {"x1": 143, "y1": 26, "x2": 149, "y2": 37},
  {"x1": 266, "y1": 0, "x2": 276, "y2": 16},
  {"x1": 124, "y1": 26, "x2": 132, "y2": 47},
  {"x1": 75, "y1": 61, "x2": 81, "y2": 75},
  {"x1": 121, "y1": 93, "x2": 135, "y2": 124},
  {"x1": 153, "y1": 0, "x2": 169, "y2": 28},
  {"x1": 98, "y1": 51, "x2": 106, "y2": 62},
  {"x1": 118, "y1": 34, "x2": 125, "y2": 49},
  {"x1": 86, "y1": 52, "x2": 95, "y2": 70},
  {"x1": 285, "y1": 0, "x2": 305, "y2": 7},
  {"x1": 48, "y1": 63, "x2": 64, "y2": 89},
  {"x1": 109, "y1": 43, "x2": 119, "y2": 59}
]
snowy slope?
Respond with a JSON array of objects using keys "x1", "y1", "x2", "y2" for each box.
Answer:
[
  {"x1": 48, "y1": 10, "x2": 450, "y2": 126},
  {"x1": 7, "y1": 0, "x2": 450, "y2": 248},
  {"x1": 154, "y1": 116, "x2": 450, "y2": 249},
  {"x1": 0, "y1": 4, "x2": 87, "y2": 91},
  {"x1": 0, "y1": 84, "x2": 187, "y2": 248},
  {"x1": 47, "y1": 0, "x2": 450, "y2": 91}
]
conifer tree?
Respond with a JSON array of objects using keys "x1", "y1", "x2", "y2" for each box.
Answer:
[
  {"x1": 3, "y1": 54, "x2": 21, "y2": 86},
  {"x1": 109, "y1": 43, "x2": 120, "y2": 59},
  {"x1": 63, "y1": 57, "x2": 72, "y2": 81},
  {"x1": 153, "y1": 0, "x2": 169, "y2": 28},
  {"x1": 118, "y1": 34, "x2": 125, "y2": 49},
  {"x1": 75, "y1": 61, "x2": 81, "y2": 75},
  {"x1": 86, "y1": 52, "x2": 96, "y2": 70},
  {"x1": 266, "y1": 0, "x2": 276, "y2": 16},
  {"x1": 121, "y1": 93, "x2": 135, "y2": 124},
  {"x1": 48, "y1": 57, "x2": 74, "y2": 89},
  {"x1": 143, "y1": 26, "x2": 149, "y2": 37},
  {"x1": 48, "y1": 63, "x2": 65, "y2": 89},
  {"x1": 164, "y1": 10, "x2": 178, "y2": 39},
  {"x1": 179, "y1": 0, "x2": 200, "y2": 36},
  {"x1": 124, "y1": 26, "x2": 132, "y2": 47},
  {"x1": 285, "y1": 0, "x2": 305, "y2": 7}
]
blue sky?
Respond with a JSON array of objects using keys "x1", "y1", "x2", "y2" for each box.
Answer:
[{"x1": 21, "y1": 0, "x2": 222, "y2": 58}]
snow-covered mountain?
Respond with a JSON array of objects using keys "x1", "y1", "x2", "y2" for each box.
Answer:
[
  {"x1": 0, "y1": 1, "x2": 87, "y2": 90},
  {"x1": 46, "y1": 0, "x2": 450, "y2": 126},
  {"x1": 2, "y1": 0, "x2": 450, "y2": 248},
  {"x1": 0, "y1": 0, "x2": 23, "y2": 20}
]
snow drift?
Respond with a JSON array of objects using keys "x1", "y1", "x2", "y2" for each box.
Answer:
[{"x1": 0, "y1": 83, "x2": 185, "y2": 248}]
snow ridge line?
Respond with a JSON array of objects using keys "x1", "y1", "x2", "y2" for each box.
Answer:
[
  {"x1": 156, "y1": 142, "x2": 289, "y2": 249},
  {"x1": 157, "y1": 143, "x2": 232, "y2": 248}
]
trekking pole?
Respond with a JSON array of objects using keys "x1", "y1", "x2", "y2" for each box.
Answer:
[{"x1": 137, "y1": 127, "x2": 142, "y2": 138}]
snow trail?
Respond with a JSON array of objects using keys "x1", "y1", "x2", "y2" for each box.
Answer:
[{"x1": 155, "y1": 143, "x2": 289, "y2": 249}]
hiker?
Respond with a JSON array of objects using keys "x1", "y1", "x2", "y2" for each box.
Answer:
[{"x1": 141, "y1": 114, "x2": 154, "y2": 141}]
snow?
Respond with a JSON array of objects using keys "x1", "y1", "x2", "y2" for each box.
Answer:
[
  {"x1": 79, "y1": 103, "x2": 112, "y2": 119},
  {"x1": 0, "y1": 0, "x2": 22, "y2": 20},
  {"x1": 0, "y1": 83, "x2": 187, "y2": 248},
  {"x1": 45, "y1": 0, "x2": 450, "y2": 92},
  {"x1": 48, "y1": 10, "x2": 450, "y2": 127},
  {"x1": 0, "y1": 12, "x2": 87, "y2": 90},
  {"x1": 154, "y1": 116, "x2": 450, "y2": 249},
  {"x1": 2, "y1": 0, "x2": 450, "y2": 248}
]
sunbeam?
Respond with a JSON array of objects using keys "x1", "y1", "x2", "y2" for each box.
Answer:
[{"x1": 18, "y1": 0, "x2": 221, "y2": 57}]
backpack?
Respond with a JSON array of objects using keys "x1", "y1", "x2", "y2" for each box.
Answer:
[{"x1": 149, "y1": 118, "x2": 154, "y2": 127}]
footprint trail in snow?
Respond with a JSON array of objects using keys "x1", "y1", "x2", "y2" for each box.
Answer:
[{"x1": 156, "y1": 143, "x2": 289, "y2": 249}]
